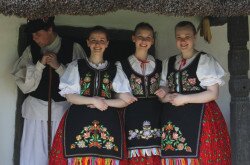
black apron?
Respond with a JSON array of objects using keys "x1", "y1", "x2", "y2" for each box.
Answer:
[
  {"x1": 161, "y1": 53, "x2": 206, "y2": 158},
  {"x1": 121, "y1": 58, "x2": 162, "y2": 150},
  {"x1": 161, "y1": 103, "x2": 204, "y2": 158},
  {"x1": 63, "y1": 59, "x2": 123, "y2": 159},
  {"x1": 125, "y1": 98, "x2": 162, "y2": 149},
  {"x1": 64, "y1": 105, "x2": 123, "y2": 159}
]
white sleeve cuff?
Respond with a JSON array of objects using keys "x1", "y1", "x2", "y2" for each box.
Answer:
[
  {"x1": 35, "y1": 61, "x2": 46, "y2": 71},
  {"x1": 200, "y1": 78, "x2": 225, "y2": 87}
]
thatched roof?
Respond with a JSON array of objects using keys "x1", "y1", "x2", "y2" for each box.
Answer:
[{"x1": 0, "y1": 0, "x2": 249, "y2": 19}]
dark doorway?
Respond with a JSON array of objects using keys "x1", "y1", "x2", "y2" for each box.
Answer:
[
  {"x1": 14, "y1": 25, "x2": 155, "y2": 164},
  {"x1": 17, "y1": 25, "x2": 155, "y2": 63}
]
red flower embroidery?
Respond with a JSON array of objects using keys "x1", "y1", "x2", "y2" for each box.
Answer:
[
  {"x1": 84, "y1": 88, "x2": 90, "y2": 95},
  {"x1": 150, "y1": 77, "x2": 157, "y2": 84},
  {"x1": 135, "y1": 78, "x2": 142, "y2": 84},
  {"x1": 188, "y1": 78, "x2": 196, "y2": 85},
  {"x1": 165, "y1": 144, "x2": 175, "y2": 151}
]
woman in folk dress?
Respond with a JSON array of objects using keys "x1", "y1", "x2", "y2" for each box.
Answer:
[
  {"x1": 49, "y1": 26, "x2": 136, "y2": 165},
  {"x1": 156, "y1": 21, "x2": 231, "y2": 165}
]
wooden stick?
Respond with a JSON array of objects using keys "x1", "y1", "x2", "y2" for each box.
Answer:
[{"x1": 48, "y1": 66, "x2": 52, "y2": 156}]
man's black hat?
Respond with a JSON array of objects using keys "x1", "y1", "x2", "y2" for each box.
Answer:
[{"x1": 25, "y1": 16, "x2": 55, "y2": 33}]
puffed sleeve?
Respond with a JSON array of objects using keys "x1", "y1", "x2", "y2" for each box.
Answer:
[
  {"x1": 59, "y1": 60, "x2": 81, "y2": 96},
  {"x1": 159, "y1": 58, "x2": 169, "y2": 87},
  {"x1": 11, "y1": 46, "x2": 45, "y2": 94},
  {"x1": 197, "y1": 53, "x2": 226, "y2": 87},
  {"x1": 112, "y1": 61, "x2": 132, "y2": 93}
]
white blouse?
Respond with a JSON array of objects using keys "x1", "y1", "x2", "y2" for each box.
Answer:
[
  {"x1": 116, "y1": 54, "x2": 156, "y2": 76},
  {"x1": 160, "y1": 52, "x2": 226, "y2": 88},
  {"x1": 59, "y1": 59, "x2": 131, "y2": 96}
]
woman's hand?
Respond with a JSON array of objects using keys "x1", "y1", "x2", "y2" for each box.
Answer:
[
  {"x1": 162, "y1": 93, "x2": 175, "y2": 103},
  {"x1": 170, "y1": 93, "x2": 188, "y2": 106},
  {"x1": 92, "y1": 96, "x2": 108, "y2": 111},
  {"x1": 117, "y1": 93, "x2": 137, "y2": 104},
  {"x1": 155, "y1": 87, "x2": 167, "y2": 99}
]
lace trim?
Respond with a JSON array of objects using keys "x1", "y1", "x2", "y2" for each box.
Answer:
[{"x1": 128, "y1": 148, "x2": 161, "y2": 158}]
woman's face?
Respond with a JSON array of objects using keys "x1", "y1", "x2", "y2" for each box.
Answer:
[
  {"x1": 132, "y1": 28, "x2": 154, "y2": 51},
  {"x1": 87, "y1": 31, "x2": 109, "y2": 56},
  {"x1": 175, "y1": 26, "x2": 196, "y2": 54}
]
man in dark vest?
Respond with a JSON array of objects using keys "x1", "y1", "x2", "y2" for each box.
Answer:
[{"x1": 11, "y1": 16, "x2": 86, "y2": 165}]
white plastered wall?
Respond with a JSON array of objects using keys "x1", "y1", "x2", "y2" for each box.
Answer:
[{"x1": 0, "y1": 12, "x2": 249, "y2": 165}]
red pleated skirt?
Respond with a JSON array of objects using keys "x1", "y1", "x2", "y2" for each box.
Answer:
[
  {"x1": 128, "y1": 155, "x2": 161, "y2": 165},
  {"x1": 161, "y1": 101, "x2": 231, "y2": 165}
]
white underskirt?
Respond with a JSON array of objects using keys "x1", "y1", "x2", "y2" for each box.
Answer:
[{"x1": 20, "y1": 119, "x2": 61, "y2": 165}]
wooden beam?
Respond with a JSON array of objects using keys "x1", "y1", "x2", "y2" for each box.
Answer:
[{"x1": 228, "y1": 16, "x2": 250, "y2": 165}]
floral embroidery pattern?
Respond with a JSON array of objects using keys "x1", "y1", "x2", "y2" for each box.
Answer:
[
  {"x1": 130, "y1": 74, "x2": 143, "y2": 95},
  {"x1": 167, "y1": 71, "x2": 201, "y2": 93},
  {"x1": 101, "y1": 72, "x2": 112, "y2": 98},
  {"x1": 80, "y1": 72, "x2": 92, "y2": 96},
  {"x1": 167, "y1": 72, "x2": 175, "y2": 92},
  {"x1": 70, "y1": 120, "x2": 118, "y2": 152},
  {"x1": 181, "y1": 71, "x2": 201, "y2": 92},
  {"x1": 128, "y1": 121, "x2": 161, "y2": 140},
  {"x1": 150, "y1": 73, "x2": 160, "y2": 94},
  {"x1": 161, "y1": 121, "x2": 192, "y2": 152}
]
